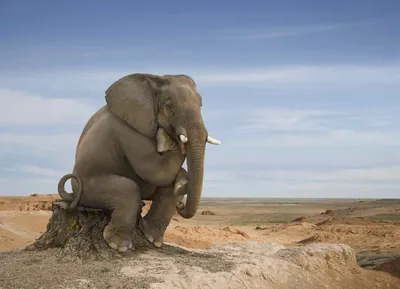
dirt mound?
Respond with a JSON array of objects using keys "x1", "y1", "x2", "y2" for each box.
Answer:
[
  {"x1": 0, "y1": 200, "x2": 53, "y2": 211},
  {"x1": 164, "y1": 231, "x2": 212, "y2": 249},
  {"x1": 372, "y1": 199, "x2": 400, "y2": 205},
  {"x1": 255, "y1": 226, "x2": 267, "y2": 230},
  {"x1": 165, "y1": 226, "x2": 254, "y2": 249},
  {"x1": 293, "y1": 216, "x2": 308, "y2": 222},
  {"x1": 316, "y1": 199, "x2": 400, "y2": 220},
  {"x1": 315, "y1": 216, "x2": 385, "y2": 226},
  {"x1": 322, "y1": 209, "x2": 333, "y2": 215},
  {"x1": 296, "y1": 223, "x2": 400, "y2": 250},
  {"x1": 258, "y1": 222, "x2": 320, "y2": 244},
  {"x1": 201, "y1": 210, "x2": 216, "y2": 215},
  {"x1": 0, "y1": 194, "x2": 57, "y2": 212},
  {"x1": 297, "y1": 233, "x2": 325, "y2": 244},
  {"x1": 1, "y1": 242, "x2": 398, "y2": 288}
]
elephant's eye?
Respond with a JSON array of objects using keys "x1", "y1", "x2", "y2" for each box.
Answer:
[
  {"x1": 170, "y1": 124, "x2": 176, "y2": 134},
  {"x1": 164, "y1": 102, "x2": 175, "y2": 116}
]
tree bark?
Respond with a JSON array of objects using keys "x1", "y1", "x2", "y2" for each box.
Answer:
[{"x1": 25, "y1": 200, "x2": 153, "y2": 261}]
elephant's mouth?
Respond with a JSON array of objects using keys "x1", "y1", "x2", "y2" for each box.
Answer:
[{"x1": 177, "y1": 139, "x2": 186, "y2": 155}]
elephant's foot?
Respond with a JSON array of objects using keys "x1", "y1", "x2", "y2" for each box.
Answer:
[
  {"x1": 173, "y1": 178, "x2": 188, "y2": 196},
  {"x1": 173, "y1": 168, "x2": 188, "y2": 196},
  {"x1": 139, "y1": 215, "x2": 168, "y2": 248},
  {"x1": 176, "y1": 200, "x2": 185, "y2": 211},
  {"x1": 103, "y1": 223, "x2": 133, "y2": 252}
]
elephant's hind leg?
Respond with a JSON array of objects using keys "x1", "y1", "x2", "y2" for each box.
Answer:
[
  {"x1": 139, "y1": 187, "x2": 181, "y2": 248},
  {"x1": 82, "y1": 175, "x2": 141, "y2": 252}
]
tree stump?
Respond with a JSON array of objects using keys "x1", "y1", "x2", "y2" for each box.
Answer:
[{"x1": 25, "y1": 200, "x2": 153, "y2": 261}]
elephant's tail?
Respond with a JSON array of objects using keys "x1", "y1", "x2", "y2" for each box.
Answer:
[{"x1": 57, "y1": 173, "x2": 82, "y2": 209}]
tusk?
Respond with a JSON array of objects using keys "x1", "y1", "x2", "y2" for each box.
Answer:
[
  {"x1": 180, "y1": 134, "x2": 188, "y2": 143},
  {"x1": 207, "y1": 136, "x2": 221, "y2": 145}
]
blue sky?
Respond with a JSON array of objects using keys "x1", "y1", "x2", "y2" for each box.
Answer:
[{"x1": 1, "y1": 0, "x2": 400, "y2": 198}]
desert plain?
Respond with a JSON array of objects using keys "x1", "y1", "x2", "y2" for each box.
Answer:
[{"x1": 0, "y1": 194, "x2": 399, "y2": 288}]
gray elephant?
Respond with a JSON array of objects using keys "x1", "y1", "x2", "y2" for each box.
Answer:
[{"x1": 57, "y1": 73, "x2": 220, "y2": 252}]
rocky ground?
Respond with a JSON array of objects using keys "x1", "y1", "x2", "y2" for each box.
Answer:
[
  {"x1": 0, "y1": 195, "x2": 399, "y2": 288},
  {"x1": 1, "y1": 241, "x2": 399, "y2": 289}
]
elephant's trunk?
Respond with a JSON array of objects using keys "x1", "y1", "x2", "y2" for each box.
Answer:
[{"x1": 177, "y1": 126, "x2": 206, "y2": 219}]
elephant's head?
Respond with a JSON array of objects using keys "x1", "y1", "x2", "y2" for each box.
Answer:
[{"x1": 105, "y1": 73, "x2": 220, "y2": 219}]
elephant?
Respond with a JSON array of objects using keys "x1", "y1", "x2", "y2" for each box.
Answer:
[
  {"x1": 58, "y1": 127, "x2": 188, "y2": 209},
  {"x1": 57, "y1": 73, "x2": 221, "y2": 252}
]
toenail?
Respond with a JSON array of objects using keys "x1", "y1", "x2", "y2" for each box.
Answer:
[
  {"x1": 145, "y1": 234, "x2": 154, "y2": 243},
  {"x1": 109, "y1": 242, "x2": 118, "y2": 250}
]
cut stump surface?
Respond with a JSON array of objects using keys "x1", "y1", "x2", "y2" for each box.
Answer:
[{"x1": 25, "y1": 200, "x2": 153, "y2": 261}]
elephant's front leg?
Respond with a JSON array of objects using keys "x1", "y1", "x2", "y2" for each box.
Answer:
[{"x1": 139, "y1": 186, "x2": 183, "y2": 248}]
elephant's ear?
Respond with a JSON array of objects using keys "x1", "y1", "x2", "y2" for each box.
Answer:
[{"x1": 105, "y1": 73, "x2": 169, "y2": 138}]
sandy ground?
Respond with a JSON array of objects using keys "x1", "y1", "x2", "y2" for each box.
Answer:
[{"x1": 1, "y1": 194, "x2": 399, "y2": 281}]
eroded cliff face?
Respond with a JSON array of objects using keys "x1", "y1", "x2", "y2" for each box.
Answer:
[
  {"x1": 1, "y1": 242, "x2": 398, "y2": 289},
  {"x1": 121, "y1": 242, "x2": 399, "y2": 289}
]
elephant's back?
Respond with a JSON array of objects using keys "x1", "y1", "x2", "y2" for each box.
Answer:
[
  {"x1": 76, "y1": 105, "x2": 109, "y2": 148},
  {"x1": 74, "y1": 106, "x2": 124, "y2": 176}
]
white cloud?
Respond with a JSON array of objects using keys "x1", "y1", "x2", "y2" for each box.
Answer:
[
  {"x1": 0, "y1": 178, "x2": 59, "y2": 195},
  {"x1": 200, "y1": 165, "x2": 400, "y2": 198},
  {"x1": 19, "y1": 165, "x2": 63, "y2": 177},
  {"x1": 224, "y1": 23, "x2": 346, "y2": 40},
  {"x1": 0, "y1": 88, "x2": 96, "y2": 126},
  {"x1": 204, "y1": 171, "x2": 235, "y2": 182},
  {"x1": 37, "y1": 179, "x2": 58, "y2": 184},
  {"x1": 1, "y1": 65, "x2": 400, "y2": 91},
  {"x1": 229, "y1": 181, "x2": 399, "y2": 198},
  {"x1": 247, "y1": 165, "x2": 400, "y2": 183},
  {"x1": 194, "y1": 65, "x2": 400, "y2": 85},
  {"x1": 232, "y1": 108, "x2": 400, "y2": 148},
  {"x1": 0, "y1": 67, "x2": 398, "y2": 198},
  {"x1": 217, "y1": 19, "x2": 382, "y2": 40},
  {"x1": 0, "y1": 133, "x2": 79, "y2": 152},
  {"x1": 239, "y1": 129, "x2": 400, "y2": 148},
  {"x1": 238, "y1": 108, "x2": 336, "y2": 132},
  {"x1": 211, "y1": 108, "x2": 398, "y2": 135},
  {"x1": 0, "y1": 70, "x2": 133, "y2": 93}
]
